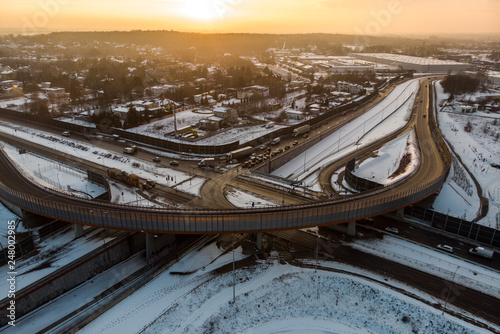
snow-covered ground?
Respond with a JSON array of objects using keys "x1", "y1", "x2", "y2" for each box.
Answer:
[
  {"x1": 270, "y1": 79, "x2": 419, "y2": 191},
  {"x1": 353, "y1": 130, "x2": 419, "y2": 185},
  {"x1": 2, "y1": 143, "x2": 107, "y2": 199},
  {"x1": 433, "y1": 82, "x2": 500, "y2": 227},
  {"x1": 224, "y1": 185, "x2": 281, "y2": 208},
  {"x1": 0, "y1": 226, "x2": 115, "y2": 292},
  {"x1": 77, "y1": 239, "x2": 496, "y2": 334},
  {"x1": 0, "y1": 121, "x2": 207, "y2": 199}
]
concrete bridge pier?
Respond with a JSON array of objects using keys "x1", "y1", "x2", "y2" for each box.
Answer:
[
  {"x1": 256, "y1": 232, "x2": 263, "y2": 251},
  {"x1": 396, "y1": 208, "x2": 405, "y2": 218},
  {"x1": 326, "y1": 221, "x2": 356, "y2": 237},
  {"x1": 74, "y1": 224, "x2": 85, "y2": 238},
  {"x1": 145, "y1": 233, "x2": 176, "y2": 262},
  {"x1": 346, "y1": 221, "x2": 356, "y2": 236}
]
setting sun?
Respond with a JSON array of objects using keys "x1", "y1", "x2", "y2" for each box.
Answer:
[{"x1": 180, "y1": 0, "x2": 220, "y2": 21}]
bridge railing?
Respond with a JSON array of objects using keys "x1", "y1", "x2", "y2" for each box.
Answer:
[{"x1": 0, "y1": 165, "x2": 448, "y2": 233}]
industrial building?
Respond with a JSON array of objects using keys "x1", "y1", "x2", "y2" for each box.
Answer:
[{"x1": 351, "y1": 53, "x2": 471, "y2": 74}]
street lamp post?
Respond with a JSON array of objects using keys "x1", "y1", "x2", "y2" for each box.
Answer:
[{"x1": 442, "y1": 266, "x2": 460, "y2": 315}]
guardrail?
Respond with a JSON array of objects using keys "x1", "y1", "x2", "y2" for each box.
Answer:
[{"x1": 0, "y1": 163, "x2": 449, "y2": 233}]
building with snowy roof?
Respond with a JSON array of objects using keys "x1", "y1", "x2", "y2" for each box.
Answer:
[{"x1": 352, "y1": 53, "x2": 471, "y2": 73}]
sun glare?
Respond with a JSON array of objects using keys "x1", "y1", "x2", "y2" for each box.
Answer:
[{"x1": 182, "y1": 0, "x2": 219, "y2": 21}]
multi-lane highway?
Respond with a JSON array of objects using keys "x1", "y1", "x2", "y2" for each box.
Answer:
[{"x1": 0, "y1": 77, "x2": 452, "y2": 233}]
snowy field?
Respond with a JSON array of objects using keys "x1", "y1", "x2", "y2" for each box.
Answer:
[
  {"x1": 433, "y1": 82, "x2": 500, "y2": 227},
  {"x1": 77, "y1": 240, "x2": 496, "y2": 334},
  {"x1": 271, "y1": 79, "x2": 420, "y2": 191},
  {"x1": 0, "y1": 121, "x2": 207, "y2": 199}
]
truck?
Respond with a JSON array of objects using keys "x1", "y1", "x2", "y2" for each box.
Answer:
[
  {"x1": 226, "y1": 146, "x2": 254, "y2": 160},
  {"x1": 107, "y1": 168, "x2": 139, "y2": 187},
  {"x1": 123, "y1": 146, "x2": 137, "y2": 154},
  {"x1": 198, "y1": 158, "x2": 216, "y2": 168},
  {"x1": 271, "y1": 137, "x2": 281, "y2": 145},
  {"x1": 469, "y1": 246, "x2": 494, "y2": 259},
  {"x1": 292, "y1": 124, "x2": 310, "y2": 137}
]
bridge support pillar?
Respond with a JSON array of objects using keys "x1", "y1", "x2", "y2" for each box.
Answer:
[
  {"x1": 145, "y1": 233, "x2": 154, "y2": 262},
  {"x1": 74, "y1": 224, "x2": 85, "y2": 238},
  {"x1": 326, "y1": 221, "x2": 356, "y2": 237},
  {"x1": 256, "y1": 232, "x2": 263, "y2": 251},
  {"x1": 346, "y1": 221, "x2": 356, "y2": 237},
  {"x1": 145, "y1": 233, "x2": 176, "y2": 262},
  {"x1": 396, "y1": 208, "x2": 405, "y2": 218}
]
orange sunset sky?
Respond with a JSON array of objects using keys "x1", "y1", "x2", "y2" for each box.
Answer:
[{"x1": 1, "y1": 0, "x2": 499, "y2": 36}]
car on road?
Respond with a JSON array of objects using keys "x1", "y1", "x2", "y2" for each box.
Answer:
[
  {"x1": 284, "y1": 145, "x2": 290, "y2": 150},
  {"x1": 437, "y1": 244, "x2": 453, "y2": 253},
  {"x1": 169, "y1": 160, "x2": 179, "y2": 166},
  {"x1": 385, "y1": 227, "x2": 399, "y2": 234},
  {"x1": 259, "y1": 144, "x2": 267, "y2": 150},
  {"x1": 293, "y1": 140, "x2": 298, "y2": 146},
  {"x1": 62, "y1": 130, "x2": 71, "y2": 137},
  {"x1": 152, "y1": 157, "x2": 161, "y2": 162},
  {"x1": 303, "y1": 134, "x2": 309, "y2": 138}
]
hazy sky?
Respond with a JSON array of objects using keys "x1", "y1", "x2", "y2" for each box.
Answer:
[{"x1": 1, "y1": 0, "x2": 499, "y2": 36}]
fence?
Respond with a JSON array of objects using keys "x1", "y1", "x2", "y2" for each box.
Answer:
[
  {"x1": 112, "y1": 128, "x2": 239, "y2": 155},
  {"x1": 404, "y1": 206, "x2": 500, "y2": 247},
  {"x1": 0, "y1": 108, "x2": 97, "y2": 134}
]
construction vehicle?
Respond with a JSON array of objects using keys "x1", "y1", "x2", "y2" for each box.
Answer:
[
  {"x1": 226, "y1": 146, "x2": 254, "y2": 161},
  {"x1": 123, "y1": 146, "x2": 137, "y2": 154},
  {"x1": 142, "y1": 179, "x2": 156, "y2": 191},
  {"x1": 292, "y1": 124, "x2": 310, "y2": 137},
  {"x1": 107, "y1": 168, "x2": 139, "y2": 187}
]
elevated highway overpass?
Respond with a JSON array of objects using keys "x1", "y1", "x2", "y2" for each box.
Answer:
[{"x1": 0, "y1": 78, "x2": 451, "y2": 234}]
